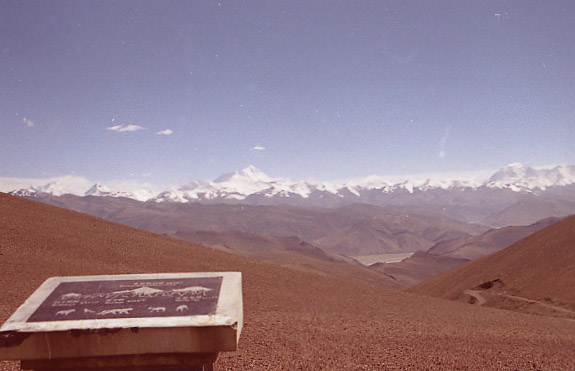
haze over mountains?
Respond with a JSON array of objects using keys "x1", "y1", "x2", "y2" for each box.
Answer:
[{"x1": 7, "y1": 163, "x2": 575, "y2": 225}]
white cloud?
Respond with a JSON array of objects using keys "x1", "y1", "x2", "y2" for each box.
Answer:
[
  {"x1": 22, "y1": 117, "x2": 35, "y2": 127},
  {"x1": 106, "y1": 124, "x2": 145, "y2": 132},
  {"x1": 250, "y1": 146, "x2": 265, "y2": 151},
  {"x1": 156, "y1": 129, "x2": 173, "y2": 135}
]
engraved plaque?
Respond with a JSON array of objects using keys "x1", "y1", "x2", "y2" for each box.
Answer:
[
  {"x1": 27, "y1": 277, "x2": 222, "y2": 322},
  {"x1": 0, "y1": 272, "x2": 243, "y2": 362}
]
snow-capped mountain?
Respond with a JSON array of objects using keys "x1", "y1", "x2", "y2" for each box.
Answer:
[
  {"x1": 7, "y1": 163, "x2": 575, "y2": 205},
  {"x1": 8, "y1": 180, "x2": 84, "y2": 197},
  {"x1": 85, "y1": 183, "x2": 114, "y2": 197},
  {"x1": 151, "y1": 164, "x2": 575, "y2": 204},
  {"x1": 152, "y1": 165, "x2": 315, "y2": 203},
  {"x1": 213, "y1": 165, "x2": 271, "y2": 183},
  {"x1": 486, "y1": 163, "x2": 575, "y2": 191},
  {"x1": 84, "y1": 183, "x2": 155, "y2": 201}
]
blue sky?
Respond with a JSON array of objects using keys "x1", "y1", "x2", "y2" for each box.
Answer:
[{"x1": 1, "y1": 0, "x2": 574, "y2": 186}]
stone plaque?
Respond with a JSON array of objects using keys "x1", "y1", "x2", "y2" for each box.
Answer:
[
  {"x1": 0, "y1": 272, "x2": 243, "y2": 364},
  {"x1": 27, "y1": 277, "x2": 222, "y2": 322}
]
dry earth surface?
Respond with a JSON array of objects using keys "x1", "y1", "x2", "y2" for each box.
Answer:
[{"x1": 1, "y1": 193, "x2": 575, "y2": 370}]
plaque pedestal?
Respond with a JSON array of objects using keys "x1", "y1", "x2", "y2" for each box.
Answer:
[
  {"x1": 22, "y1": 353, "x2": 218, "y2": 370},
  {"x1": 0, "y1": 273, "x2": 243, "y2": 371}
]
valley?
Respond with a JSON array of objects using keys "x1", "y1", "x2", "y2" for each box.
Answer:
[{"x1": 2, "y1": 194, "x2": 575, "y2": 370}]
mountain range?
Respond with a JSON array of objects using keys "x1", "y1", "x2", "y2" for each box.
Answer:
[{"x1": 9, "y1": 163, "x2": 575, "y2": 226}]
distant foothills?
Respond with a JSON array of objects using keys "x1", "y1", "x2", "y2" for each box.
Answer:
[{"x1": 4, "y1": 164, "x2": 575, "y2": 292}]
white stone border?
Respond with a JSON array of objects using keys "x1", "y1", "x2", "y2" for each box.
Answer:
[{"x1": 0, "y1": 272, "x2": 243, "y2": 334}]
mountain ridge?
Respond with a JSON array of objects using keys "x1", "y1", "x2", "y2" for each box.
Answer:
[
  {"x1": 7, "y1": 163, "x2": 575, "y2": 226},
  {"x1": 8, "y1": 163, "x2": 575, "y2": 203}
]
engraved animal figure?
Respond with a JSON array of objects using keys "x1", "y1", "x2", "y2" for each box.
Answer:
[
  {"x1": 176, "y1": 305, "x2": 189, "y2": 312},
  {"x1": 61, "y1": 293, "x2": 82, "y2": 300},
  {"x1": 148, "y1": 306, "x2": 166, "y2": 313},
  {"x1": 97, "y1": 308, "x2": 133, "y2": 316},
  {"x1": 56, "y1": 309, "x2": 76, "y2": 316}
]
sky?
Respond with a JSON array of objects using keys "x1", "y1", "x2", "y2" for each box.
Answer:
[{"x1": 1, "y1": 0, "x2": 574, "y2": 189}]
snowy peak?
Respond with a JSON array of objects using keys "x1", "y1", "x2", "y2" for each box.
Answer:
[
  {"x1": 153, "y1": 166, "x2": 294, "y2": 203},
  {"x1": 488, "y1": 163, "x2": 535, "y2": 182},
  {"x1": 214, "y1": 166, "x2": 271, "y2": 184},
  {"x1": 83, "y1": 183, "x2": 147, "y2": 200},
  {"x1": 4, "y1": 175, "x2": 93, "y2": 197},
  {"x1": 85, "y1": 183, "x2": 111, "y2": 196},
  {"x1": 8, "y1": 187, "x2": 47, "y2": 198},
  {"x1": 9, "y1": 181, "x2": 78, "y2": 197},
  {"x1": 7, "y1": 163, "x2": 575, "y2": 204},
  {"x1": 33, "y1": 181, "x2": 76, "y2": 196},
  {"x1": 486, "y1": 164, "x2": 575, "y2": 191}
]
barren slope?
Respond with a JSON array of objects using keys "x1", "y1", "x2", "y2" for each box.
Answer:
[
  {"x1": 2, "y1": 193, "x2": 575, "y2": 370},
  {"x1": 371, "y1": 252, "x2": 469, "y2": 287},
  {"x1": 427, "y1": 217, "x2": 560, "y2": 260},
  {"x1": 410, "y1": 215, "x2": 575, "y2": 318},
  {"x1": 25, "y1": 194, "x2": 377, "y2": 241},
  {"x1": 315, "y1": 214, "x2": 487, "y2": 255},
  {"x1": 482, "y1": 196, "x2": 575, "y2": 227},
  {"x1": 172, "y1": 230, "x2": 394, "y2": 288}
]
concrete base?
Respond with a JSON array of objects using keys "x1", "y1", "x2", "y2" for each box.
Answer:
[{"x1": 21, "y1": 352, "x2": 218, "y2": 371}]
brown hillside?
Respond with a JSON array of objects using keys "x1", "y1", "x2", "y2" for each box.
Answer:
[
  {"x1": 173, "y1": 230, "x2": 394, "y2": 288},
  {"x1": 315, "y1": 213, "x2": 486, "y2": 255},
  {"x1": 2, "y1": 193, "x2": 575, "y2": 370},
  {"x1": 371, "y1": 252, "x2": 469, "y2": 287},
  {"x1": 29, "y1": 194, "x2": 371, "y2": 241},
  {"x1": 409, "y1": 215, "x2": 575, "y2": 318},
  {"x1": 481, "y1": 196, "x2": 575, "y2": 227},
  {"x1": 427, "y1": 217, "x2": 560, "y2": 260}
]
